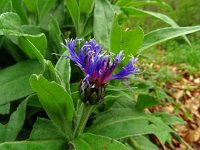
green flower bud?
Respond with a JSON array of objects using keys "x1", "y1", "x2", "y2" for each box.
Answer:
[{"x1": 79, "y1": 80, "x2": 105, "y2": 105}]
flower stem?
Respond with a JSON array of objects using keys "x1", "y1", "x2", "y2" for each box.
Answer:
[{"x1": 73, "y1": 103, "x2": 95, "y2": 138}]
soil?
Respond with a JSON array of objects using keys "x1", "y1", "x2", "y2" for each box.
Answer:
[{"x1": 149, "y1": 64, "x2": 200, "y2": 150}]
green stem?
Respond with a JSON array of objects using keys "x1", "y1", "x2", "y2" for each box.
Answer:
[{"x1": 73, "y1": 103, "x2": 95, "y2": 138}]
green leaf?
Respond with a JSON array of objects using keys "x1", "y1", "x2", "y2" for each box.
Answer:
[
  {"x1": 29, "y1": 118, "x2": 65, "y2": 140},
  {"x1": 43, "y1": 60, "x2": 60, "y2": 82},
  {"x1": 29, "y1": 74, "x2": 74, "y2": 140},
  {"x1": 0, "y1": 124, "x2": 6, "y2": 142},
  {"x1": 130, "y1": 136, "x2": 158, "y2": 150},
  {"x1": 49, "y1": 16, "x2": 63, "y2": 54},
  {"x1": 139, "y1": 26, "x2": 200, "y2": 53},
  {"x1": 81, "y1": 16, "x2": 93, "y2": 37},
  {"x1": 1, "y1": 37, "x2": 24, "y2": 62},
  {"x1": 5, "y1": 100, "x2": 27, "y2": 141},
  {"x1": 0, "y1": 12, "x2": 47, "y2": 59},
  {"x1": 153, "y1": 112, "x2": 185, "y2": 125},
  {"x1": 0, "y1": 60, "x2": 42, "y2": 105},
  {"x1": 38, "y1": 0, "x2": 56, "y2": 20},
  {"x1": 0, "y1": 140, "x2": 66, "y2": 150},
  {"x1": 55, "y1": 51, "x2": 71, "y2": 94},
  {"x1": 122, "y1": 7, "x2": 177, "y2": 27},
  {"x1": 0, "y1": 103, "x2": 10, "y2": 115},
  {"x1": 11, "y1": 0, "x2": 28, "y2": 24},
  {"x1": 110, "y1": 16, "x2": 143, "y2": 55},
  {"x1": 37, "y1": 0, "x2": 57, "y2": 28},
  {"x1": 18, "y1": 34, "x2": 47, "y2": 56},
  {"x1": 121, "y1": 7, "x2": 191, "y2": 46},
  {"x1": 79, "y1": 0, "x2": 94, "y2": 15},
  {"x1": 21, "y1": 25, "x2": 44, "y2": 35},
  {"x1": 27, "y1": 94, "x2": 42, "y2": 108},
  {"x1": 0, "y1": 0, "x2": 11, "y2": 14},
  {"x1": 78, "y1": 0, "x2": 94, "y2": 37},
  {"x1": 0, "y1": 100, "x2": 27, "y2": 142},
  {"x1": 104, "y1": 85, "x2": 135, "y2": 110},
  {"x1": 23, "y1": 0, "x2": 37, "y2": 12},
  {"x1": 51, "y1": 2, "x2": 65, "y2": 26},
  {"x1": 17, "y1": 37, "x2": 46, "y2": 68},
  {"x1": 6, "y1": 34, "x2": 47, "y2": 60},
  {"x1": 122, "y1": 26, "x2": 144, "y2": 56},
  {"x1": 94, "y1": 0, "x2": 114, "y2": 50},
  {"x1": 117, "y1": 0, "x2": 169, "y2": 7},
  {"x1": 0, "y1": 12, "x2": 21, "y2": 35},
  {"x1": 72, "y1": 133, "x2": 130, "y2": 150},
  {"x1": 110, "y1": 15, "x2": 122, "y2": 54},
  {"x1": 135, "y1": 94, "x2": 160, "y2": 110},
  {"x1": 0, "y1": 12, "x2": 42, "y2": 37},
  {"x1": 65, "y1": 0, "x2": 80, "y2": 35},
  {"x1": 25, "y1": 35, "x2": 47, "y2": 56},
  {"x1": 87, "y1": 108, "x2": 173, "y2": 144}
]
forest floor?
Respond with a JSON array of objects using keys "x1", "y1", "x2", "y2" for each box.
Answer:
[{"x1": 143, "y1": 45, "x2": 200, "y2": 150}]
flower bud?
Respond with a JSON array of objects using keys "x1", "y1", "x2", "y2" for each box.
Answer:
[{"x1": 79, "y1": 80, "x2": 105, "y2": 105}]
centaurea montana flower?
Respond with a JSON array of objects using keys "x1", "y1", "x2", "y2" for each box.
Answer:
[{"x1": 64, "y1": 39, "x2": 138, "y2": 105}]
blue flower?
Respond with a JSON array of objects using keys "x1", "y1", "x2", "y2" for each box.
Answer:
[{"x1": 64, "y1": 38, "x2": 138, "y2": 90}]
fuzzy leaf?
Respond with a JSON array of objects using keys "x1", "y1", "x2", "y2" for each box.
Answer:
[
  {"x1": 30, "y1": 74, "x2": 74, "y2": 140},
  {"x1": 139, "y1": 26, "x2": 200, "y2": 53},
  {"x1": 0, "y1": 60, "x2": 42, "y2": 105},
  {"x1": 72, "y1": 133, "x2": 129, "y2": 150},
  {"x1": 94, "y1": 0, "x2": 114, "y2": 50}
]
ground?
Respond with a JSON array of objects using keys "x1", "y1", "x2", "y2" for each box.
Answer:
[{"x1": 142, "y1": 45, "x2": 200, "y2": 150}]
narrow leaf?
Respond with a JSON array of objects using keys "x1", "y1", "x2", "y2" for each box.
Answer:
[
  {"x1": 5, "y1": 100, "x2": 27, "y2": 141},
  {"x1": 122, "y1": 7, "x2": 177, "y2": 27},
  {"x1": 82, "y1": 16, "x2": 93, "y2": 37},
  {"x1": 78, "y1": 0, "x2": 94, "y2": 36},
  {"x1": 94, "y1": 0, "x2": 114, "y2": 50},
  {"x1": 0, "y1": 0, "x2": 11, "y2": 14},
  {"x1": 122, "y1": 7, "x2": 191, "y2": 46},
  {"x1": 79, "y1": 0, "x2": 94, "y2": 15},
  {"x1": 11, "y1": 0, "x2": 28, "y2": 24},
  {"x1": 49, "y1": 16, "x2": 63, "y2": 54},
  {"x1": 38, "y1": 0, "x2": 56, "y2": 20},
  {"x1": 37, "y1": 0, "x2": 57, "y2": 28},
  {"x1": 65, "y1": 0, "x2": 80, "y2": 35},
  {"x1": 139, "y1": 26, "x2": 200, "y2": 53},
  {"x1": 23, "y1": 0, "x2": 37, "y2": 12},
  {"x1": 55, "y1": 51, "x2": 71, "y2": 94},
  {"x1": 117, "y1": 0, "x2": 169, "y2": 7}
]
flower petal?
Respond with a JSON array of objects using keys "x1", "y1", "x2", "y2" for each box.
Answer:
[
  {"x1": 109, "y1": 57, "x2": 138, "y2": 80},
  {"x1": 66, "y1": 39, "x2": 85, "y2": 70},
  {"x1": 100, "y1": 51, "x2": 124, "y2": 83}
]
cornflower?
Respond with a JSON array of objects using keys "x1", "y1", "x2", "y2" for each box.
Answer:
[{"x1": 64, "y1": 38, "x2": 138, "y2": 105}]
